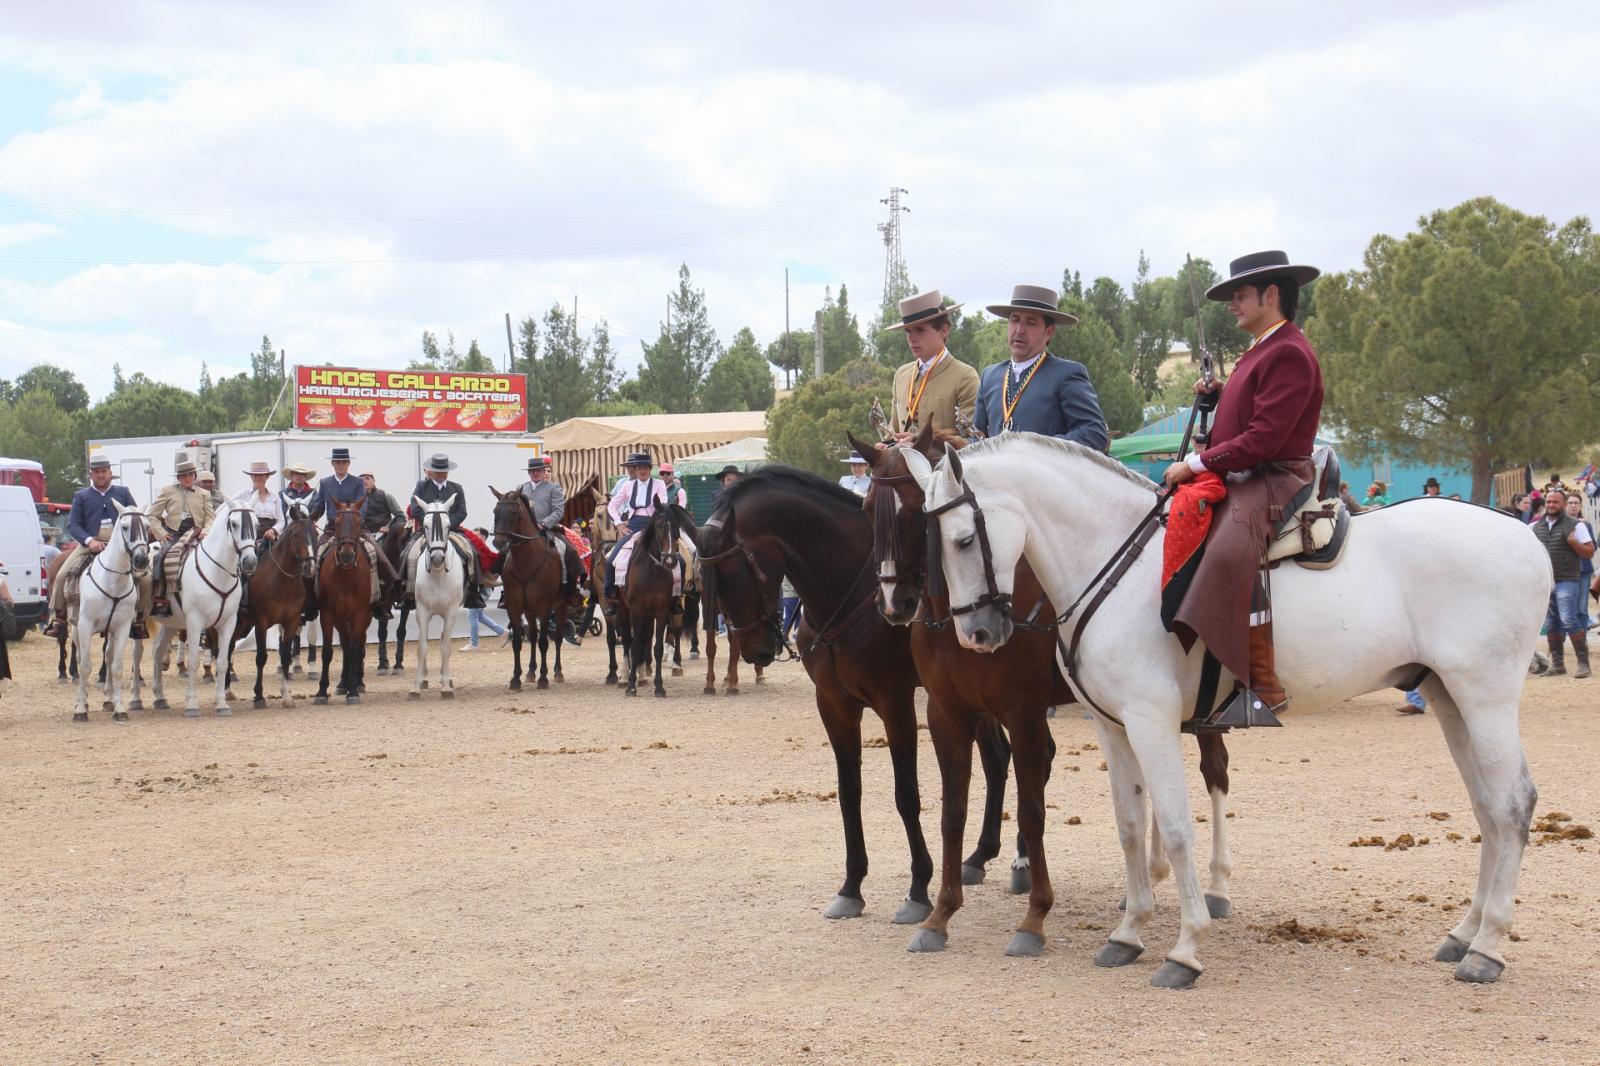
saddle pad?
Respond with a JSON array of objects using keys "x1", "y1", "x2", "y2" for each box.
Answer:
[
  {"x1": 614, "y1": 532, "x2": 685, "y2": 596},
  {"x1": 162, "y1": 530, "x2": 200, "y2": 584},
  {"x1": 403, "y1": 534, "x2": 475, "y2": 589},
  {"x1": 316, "y1": 538, "x2": 383, "y2": 600},
  {"x1": 1264, "y1": 496, "x2": 1345, "y2": 565}
]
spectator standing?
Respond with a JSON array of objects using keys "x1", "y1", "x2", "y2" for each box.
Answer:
[
  {"x1": 1533, "y1": 488, "x2": 1594, "y2": 678},
  {"x1": 0, "y1": 567, "x2": 12, "y2": 688},
  {"x1": 1422, "y1": 476, "x2": 1442, "y2": 497},
  {"x1": 1361, "y1": 480, "x2": 1390, "y2": 508},
  {"x1": 460, "y1": 528, "x2": 506, "y2": 652},
  {"x1": 1567, "y1": 493, "x2": 1596, "y2": 631}
]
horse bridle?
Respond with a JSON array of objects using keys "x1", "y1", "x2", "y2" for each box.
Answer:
[
  {"x1": 698, "y1": 514, "x2": 789, "y2": 649},
  {"x1": 268, "y1": 514, "x2": 315, "y2": 579},
  {"x1": 868, "y1": 470, "x2": 923, "y2": 595},
  {"x1": 330, "y1": 507, "x2": 363, "y2": 569},
  {"x1": 423, "y1": 509, "x2": 451, "y2": 570},
  {"x1": 924, "y1": 480, "x2": 1012, "y2": 619}
]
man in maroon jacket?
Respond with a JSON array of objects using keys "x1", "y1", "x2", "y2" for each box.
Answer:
[{"x1": 1162, "y1": 250, "x2": 1323, "y2": 728}]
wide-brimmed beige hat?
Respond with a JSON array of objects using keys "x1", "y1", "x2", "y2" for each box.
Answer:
[
  {"x1": 986, "y1": 284, "x2": 1078, "y2": 326},
  {"x1": 242, "y1": 459, "x2": 277, "y2": 476},
  {"x1": 285, "y1": 461, "x2": 317, "y2": 478},
  {"x1": 175, "y1": 460, "x2": 199, "y2": 475},
  {"x1": 197, "y1": 470, "x2": 216, "y2": 483},
  {"x1": 884, "y1": 289, "x2": 961, "y2": 332}
]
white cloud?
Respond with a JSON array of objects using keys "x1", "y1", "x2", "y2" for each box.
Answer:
[{"x1": 0, "y1": 1, "x2": 1595, "y2": 400}]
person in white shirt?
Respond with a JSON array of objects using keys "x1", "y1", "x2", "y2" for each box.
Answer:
[
  {"x1": 838, "y1": 455, "x2": 870, "y2": 496},
  {"x1": 605, "y1": 452, "x2": 666, "y2": 598},
  {"x1": 232, "y1": 460, "x2": 286, "y2": 548}
]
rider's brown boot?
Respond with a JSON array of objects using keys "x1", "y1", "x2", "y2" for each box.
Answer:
[
  {"x1": 1246, "y1": 622, "x2": 1288, "y2": 710},
  {"x1": 42, "y1": 611, "x2": 67, "y2": 638}
]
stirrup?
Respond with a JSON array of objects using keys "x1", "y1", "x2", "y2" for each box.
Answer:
[
  {"x1": 129, "y1": 620, "x2": 149, "y2": 640},
  {"x1": 1197, "y1": 688, "x2": 1286, "y2": 731}
]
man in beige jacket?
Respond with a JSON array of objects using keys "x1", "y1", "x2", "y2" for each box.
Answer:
[
  {"x1": 148, "y1": 459, "x2": 216, "y2": 616},
  {"x1": 884, "y1": 289, "x2": 978, "y2": 444}
]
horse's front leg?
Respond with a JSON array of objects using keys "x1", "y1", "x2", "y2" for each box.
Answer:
[
  {"x1": 702, "y1": 625, "x2": 718, "y2": 695},
  {"x1": 818, "y1": 694, "x2": 869, "y2": 919},
  {"x1": 907, "y1": 700, "x2": 974, "y2": 952},
  {"x1": 1122, "y1": 715, "x2": 1209, "y2": 989},
  {"x1": 71, "y1": 615, "x2": 93, "y2": 722},
  {"x1": 182, "y1": 619, "x2": 204, "y2": 717},
  {"x1": 410, "y1": 605, "x2": 429, "y2": 699},
  {"x1": 376, "y1": 612, "x2": 390, "y2": 674},
  {"x1": 277, "y1": 628, "x2": 295, "y2": 708},
  {"x1": 438, "y1": 606, "x2": 456, "y2": 698},
  {"x1": 880, "y1": 690, "x2": 933, "y2": 924},
  {"x1": 313, "y1": 617, "x2": 334, "y2": 704},
  {"x1": 254, "y1": 638, "x2": 270, "y2": 708},
  {"x1": 106, "y1": 625, "x2": 131, "y2": 722},
  {"x1": 550, "y1": 604, "x2": 564, "y2": 684},
  {"x1": 1196, "y1": 733, "x2": 1234, "y2": 919},
  {"x1": 212, "y1": 614, "x2": 238, "y2": 716},
  {"x1": 725, "y1": 630, "x2": 742, "y2": 695},
  {"x1": 1005, "y1": 710, "x2": 1055, "y2": 957},
  {"x1": 535, "y1": 614, "x2": 550, "y2": 690},
  {"x1": 625, "y1": 616, "x2": 645, "y2": 697},
  {"x1": 148, "y1": 627, "x2": 171, "y2": 710},
  {"x1": 393, "y1": 606, "x2": 409, "y2": 672},
  {"x1": 128, "y1": 632, "x2": 144, "y2": 711},
  {"x1": 508, "y1": 608, "x2": 525, "y2": 691},
  {"x1": 345, "y1": 622, "x2": 364, "y2": 704}
]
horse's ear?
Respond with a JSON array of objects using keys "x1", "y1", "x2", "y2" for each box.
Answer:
[
  {"x1": 904, "y1": 448, "x2": 934, "y2": 496},
  {"x1": 912, "y1": 420, "x2": 936, "y2": 457},
  {"x1": 113, "y1": 499, "x2": 127, "y2": 515},
  {"x1": 412, "y1": 495, "x2": 427, "y2": 512},
  {"x1": 442, "y1": 493, "x2": 458, "y2": 511},
  {"x1": 845, "y1": 430, "x2": 878, "y2": 467},
  {"x1": 945, "y1": 441, "x2": 965, "y2": 482},
  {"x1": 489, "y1": 484, "x2": 503, "y2": 498}
]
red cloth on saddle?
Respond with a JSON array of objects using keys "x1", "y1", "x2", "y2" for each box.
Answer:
[
  {"x1": 458, "y1": 526, "x2": 498, "y2": 571},
  {"x1": 1162, "y1": 472, "x2": 1227, "y2": 588},
  {"x1": 561, "y1": 526, "x2": 593, "y2": 572}
]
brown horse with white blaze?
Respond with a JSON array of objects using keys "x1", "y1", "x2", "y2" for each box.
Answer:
[{"x1": 313, "y1": 498, "x2": 371, "y2": 705}]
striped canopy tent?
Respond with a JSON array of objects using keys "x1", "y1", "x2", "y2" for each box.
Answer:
[{"x1": 536, "y1": 412, "x2": 768, "y2": 534}]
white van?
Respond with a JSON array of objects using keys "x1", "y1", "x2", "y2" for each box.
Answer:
[{"x1": 0, "y1": 484, "x2": 47, "y2": 634}]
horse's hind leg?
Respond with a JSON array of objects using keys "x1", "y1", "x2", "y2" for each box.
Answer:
[
  {"x1": 536, "y1": 619, "x2": 550, "y2": 690},
  {"x1": 962, "y1": 719, "x2": 1011, "y2": 885},
  {"x1": 410, "y1": 607, "x2": 428, "y2": 698},
  {"x1": 818, "y1": 695, "x2": 869, "y2": 919},
  {"x1": 1094, "y1": 719, "x2": 1156, "y2": 969},
  {"x1": 72, "y1": 622, "x2": 93, "y2": 722},
  {"x1": 277, "y1": 631, "x2": 295, "y2": 707},
  {"x1": 652, "y1": 614, "x2": 667, "y2": 697},
  {"x1": 254, "y1": 640, "x2": 270, "y2": 708},
  {"x1": 376, "y1": 614, "x2": 390, "y2": 674},
  {"x1": 1426, "y1": 678, "x2": 1536, "y2": 983},
  {"x1": 880, "y1": 692, "x2": 933, "y2": 923},
  {"x1": 909, "y1": 702, "x2": 975, "y2": 953},
  {"x1": 702, "y1": 626, "x2": 718, "y2": 695}
]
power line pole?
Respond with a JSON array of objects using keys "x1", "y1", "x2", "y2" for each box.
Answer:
[
  {"x1": 877, "y1": 187, "x2": 911, "y2": 310},
  {"x1": 504, "y1": 312, "x2": 514, "y2": 372},
  {"x1": 814, "y1": 309, "x2": 825, "y2": 380},
  {"x1": 783, "y1": 266, "x2": 791, "y2": 389}
]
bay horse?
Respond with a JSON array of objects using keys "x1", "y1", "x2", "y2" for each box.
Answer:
[
  {"x1": 698, "y1": 467, "x2": 1013, "y2": 924},
  {"x1": 617, "y1": 503, "x2": 691, "y2": 698},
  {"x1": 375, "y1": 518, "x2": 411, "y2": 675},
  {"x1": 70, "y1": 504, "x2": 151, "y2": 723},
  {"x1": 134, "y1": 506, "x2": 257, "y2": 717},
  {"x1": 561, "y1": 473, "x2": 604, "y2": 528},
  {"x1": 46, "y1": 549, "x2": 80, "y2": 683},
  {"x1": 490, "y1": 486, "x2": 569, "y2": 690},
  {"x1": 852, "y1": 427, "x2": 1234, "y2": 958},
  {"x1": 229, "y1": 503, "x2": 315, "y2": 709},
  {"x1": 313, "y1": 497, "x2": 371, "y2": 706},
  {"x1": 910, "y1": 434, "x2": 1546, "y2": 987}
]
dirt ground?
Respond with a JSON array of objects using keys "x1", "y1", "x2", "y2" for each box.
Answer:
[{"x1": 1, "y1": 630, "x2": 1597, "y2": 1065}]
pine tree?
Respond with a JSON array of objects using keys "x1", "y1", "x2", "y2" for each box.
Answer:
[{"x1": 637, "y1": 264, "x2": 722, "y2": 412}]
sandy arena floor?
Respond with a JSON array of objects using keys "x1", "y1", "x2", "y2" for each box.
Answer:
[{"x1": 1, "y1": 629, "x2": 1596, "y2": 1065}]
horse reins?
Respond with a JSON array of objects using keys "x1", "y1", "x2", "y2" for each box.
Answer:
[{"x1": 84, "y1": 513, "x2": 150, "y2": 626}]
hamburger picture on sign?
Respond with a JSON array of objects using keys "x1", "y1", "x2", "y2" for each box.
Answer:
[{"x1": 293, "y1": 366, "x2": 528, "y2": 433}]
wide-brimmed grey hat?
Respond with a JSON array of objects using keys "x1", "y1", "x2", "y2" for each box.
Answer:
[
  {"x1": 242, "y1": 459, "x2": 277, "y2": 476},
  {"x1": 1205, "y1": 250, "x2": 1320, "y2": 301},
  {"x1": 175, "y1": 460, "x2": 198, "y2": 475},
  {"x1": 884, "y1": 289, "x2": 961, "y2": 332},
  {"x1": 841, "y1": 454, "x2": 867, "y2": 464},
  {"x1": 87, "y1": 456, "x2": 112, "y2": 470},
  {"x1": 986, "y1": 284, "x2": 1078, "y2": 326},
  {"x1": 527, "y1": 455, "x2": 550, "y2": 470},
  {"x1": 424, "y1": 453, "x2": 457, "y2": 472}
]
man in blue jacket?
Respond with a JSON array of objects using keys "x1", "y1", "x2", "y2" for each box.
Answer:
[
  {"x1": 973, "y1": 283, "x2": 1109, "y2": 451},
  {"x1": 44, "y1": 456, "x2": 145, "y2": 638}
]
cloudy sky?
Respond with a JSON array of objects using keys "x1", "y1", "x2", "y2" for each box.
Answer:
[{"x1": 0, "y1": 0, "x2": 1595, "y2": 398}]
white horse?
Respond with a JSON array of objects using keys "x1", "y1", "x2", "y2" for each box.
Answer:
[
  {"x1": 407, "y1": 494, "x2": 464, "y2": 700},
  {"x1": 71, "y1": 504, "x2": 152, "y2": 724},
  {"x1": 907, "y1": 434, "x2": 1547, "y2": 988},
  {"x1": 133, "y1": 506, "x2": 259, "y2": 717}
]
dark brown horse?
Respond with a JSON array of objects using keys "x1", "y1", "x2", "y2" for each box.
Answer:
[
  {"x1": 561, "y1": 473, "x2": 604, "y2": 529},
  {"x1": 490, "y1": 486, "x2": 570, "y2": 690},
  {"x1": 375, "y1": 518, "x2": 412, "y2": 675},
  {"x1": 854, "y1": 426, "x2": 1235, "y2": 960},
  {"x1": 617, "y1": 504, "x2": 690, "y2": 698},
  {"x1": 699, "y1": 466, "x2": 1014, "y2": 924},
  {"x1": 314, "y1": 498, "x2": 371, "y2": 705},
  {"x1": 230, "y1": 505, "x2": 316, "y2": 708}
]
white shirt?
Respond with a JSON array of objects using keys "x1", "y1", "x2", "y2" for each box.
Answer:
[
  {"x1": 1006, "y1": 352, "x2": 1044, "y2": 378},
  {"x1": 916, "y1": 350, "x2": 947, "y2": 378},
  {"x1": 608, "y1": 476, "x2": 666, "y2": 524},
  {"x1": 1546, "y1": 515, "x2": 1594, "y2": 545},
  {"x1": 839, "y1": 473, "x2": 870, "y2": 496},
  {"x1": 233, "y1": 486, "x2": 286, "y2": 526}
]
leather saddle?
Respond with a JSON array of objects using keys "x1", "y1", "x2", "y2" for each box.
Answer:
[{"x1": 1263, "y1": 446, "x2": 1351, "y2": 570}]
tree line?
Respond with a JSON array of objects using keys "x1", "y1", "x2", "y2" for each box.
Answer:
[{"x1": 2, "y1": 197, "x2": 1594, "y2": 503}]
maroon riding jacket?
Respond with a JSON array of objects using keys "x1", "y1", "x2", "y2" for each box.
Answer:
[{"x1": 1197, "y1": 321, "x2": 1324, "y2": 473}]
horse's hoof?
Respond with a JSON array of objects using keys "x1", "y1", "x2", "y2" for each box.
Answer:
[
  {"x1": 291, "y1": 664, "x2": 303, "y2": 675},
  {"x1": 1094, "y1": 939, "x2": 1144, "y2": 968},
  {"x1": 183, "y1": 707, "x2": 201, "y2": 718},
  {"x1": 654, "y1": 688, "x2": 666, "y2": 699},
  {"x1": 960, "y1": 863, "x2": 987, "y2": 886},
  {"x1": 335, "y1": 685, "x2": 347, "y2": 696},
  {"x1": 1150, "y1": 959, "x2": 1202, "y2": 989},
  {"x1": 408, "y1": 691, "x2": 421, "y2": 701},
  {"x1": 554, "y1": 674, "x2": 564, "y2": 684},
  {"x1": 71, "y1": 711, "x2": 88, "y2": 723},
  {"x1": 420, "y1": 679, "x2": 428, "y2": 690},
  {"x1": 1006, "y1": 930, "x2": 1047, "y2": 957},
  {"x1": 755, "y1": 676, "x2": 765, "y2": 684},
  {"x1": 313, "y1": 696, "x2": 328, "y2": 706},
  {"x1": 1455, "y1": 950, "x2": 1504, "y2": 983},
  {"x1": 215, "y1": 706, "x2": 232, "y2": 717},
  {"x1": 824, "y1": 895, "x2": 865, "y2": 920},
  {"x1": 112, "y1": 711, "x2": 129, "y2": 723},
  {"x1": 101, "y1": 701, "x2": 113, "y2": 713},
  {"x1": 440, "y1": 689, "x2": 455, "y2": 700},
  {"x1": 625, "y1": 688, "x2": 638, "y2": 697},
  {"x1": 128, "y1": 700, "x2": 143, "y2": 711},
  {"x1": 57, "y1": 676, "x2": 70, "y2": 685},
  {"x1": 671, "y1": 667, "x2": 683, "y2": 677},
  {"x1": 307, "y1": 672, "x2": 320, "y2": 681},
  {"x1": 1009, "y1": 862, "x2": 1031, "y2": 895},
  {"x1": 248, "y1": 697, "x2": 266, "y2": 709},
  {"x1": 1205, "y1": 894, "x2": 1232, "y2": 920},
  {"x1": 1434, "y1": 934, "x2": 1470, "y2": 963},
  {"x1": 152, "y1": 698, "x2": 169, "y2": 710},
  {"x1": 702, "y1": 686, "x2": 717, "y2": 696},
  {"x1": 537, "y1": 678, "x2": 548, "y2": 690},
  {"x1": 509, "y1": 679, "x2": 522, "y2": 691},
  {"x1": 892, "y1": 898, "x2": 933, "y2": 925},
  {"x1": 346, "y1": 694, "x2": 361, "y2": 705},
  {"x1": 725, "y1": 685, "x2": 739, "y2": 696},
  {"x1": 604, "y1": 676, "x2": 618, "y2": 686},
  {"x1": 690, "y1": 651, "x2": 700, "y2": 660},
  {"x1": 906, "y1": 928, "x2": 947, "y2": 953}
]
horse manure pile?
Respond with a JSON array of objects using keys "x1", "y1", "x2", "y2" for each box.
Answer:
[
  {"x1": 1347, "y1": 832, "x2": 1432, "y2": 851},
  {"x1": 862, "y1": 736, "x2": 889, "y2": 749},
  {"x1": 522, "y1": 746, "x2": 608, "y2": 756},
  {"x1": 121, "y1": 766, "x2": 228, "y2": 794},
  {"x1": 1253, "y1": 918, "x2": 1368, "y2": 945},
  {"x1": 1533, "y1": 811, "x2": 1594, "y2": 845},
  {"x1": 1065, "y1": 815, "x2": 1082, "y2": 825},
  {"x1": 1427, "y1": 811, "x2": 1451, "y2": 820},
  {"x1": 645, "y1": 740, "x2": 673, "y2": 750},
  {"x1": 721, "y1": 788, "x2": 839, "y2": 807}
]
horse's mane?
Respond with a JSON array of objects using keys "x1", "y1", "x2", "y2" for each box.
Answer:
[
  {"x1": 957, "y1": 434, "x2": 1158, "y2": 492},
  {"x1": 719, "y1": 464, "x2": 865, "y2": 513}
]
